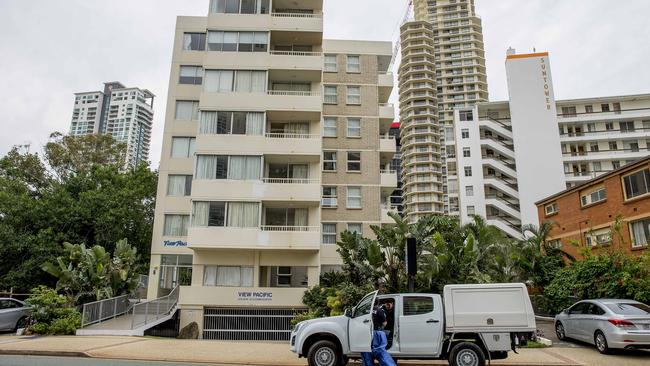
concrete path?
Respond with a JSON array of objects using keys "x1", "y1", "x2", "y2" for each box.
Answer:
[{"x1": 0, "y1": 335, "x2": 647, "y2": 365}]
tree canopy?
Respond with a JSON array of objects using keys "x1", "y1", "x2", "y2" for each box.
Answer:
[{"x1": 0, "y1": 133, "x2": 157, "y2": 292}]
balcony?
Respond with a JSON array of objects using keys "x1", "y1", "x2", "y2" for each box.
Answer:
[
  {"x1": 188, "y1": 225, "x2": 320, "y2": 251},
  {"x1": 206, "y1": 12, "x2": 322, "y2": 34},
  {"x1": 196, "y1": 132, "x2": 322, "y2": 156},
  {"x1": 378, "y1": 73, "x2": 394, "y2": 103},
  {"x1": 200, "y1": 50, "x2": 323, "y2": 71},
  {"x1": 381, "y1": 205, "x2": 399, "y2": 224},
  {"x1": 380, "y1": 136, "x2": 397, "y2": 153},
  {"x1": 380, "y1": 103, "x2": 395, "y2": 126},
  {"x1": 179, "y1": 286, "x2": 307, "y2": 307},
  {"x1": 192, "y1": 178, "x2": 321, "y2": 202},
  {"x1": 200, "y1": 89, "x2": 322, "y2": 112},
  {"x1": 561, "y1": 147, "x2": 650, "y2": 162},
  {"x1": 559, "y1": 128, "x2": 650, "y2": 143},
  {"x1": 381, "y1": 170, "x2": 398, "y2": 188}
]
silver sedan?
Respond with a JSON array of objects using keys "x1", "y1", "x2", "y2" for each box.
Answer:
[
  {"x1": 0, "y1": 298, "x2": 31, "y2": 332},
  {"x1": 554, "y1": 299, "x2": 650, "y2": 353}
]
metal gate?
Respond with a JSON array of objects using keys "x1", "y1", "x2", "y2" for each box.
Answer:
[{"x1": 203, "y1": 308, "x2": 305, "y2": 341}]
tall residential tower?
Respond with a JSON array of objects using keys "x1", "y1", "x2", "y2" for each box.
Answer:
[
  {"x1": 406, "y1": 0, "x2": 489, "y2": 216},
  {"x1": 70, "y1": 82, "x2": 155, "y2": 167}
]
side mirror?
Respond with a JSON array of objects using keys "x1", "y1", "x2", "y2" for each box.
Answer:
[
  {"x1": 344, "y1": 308, "x2": 352, "y2": 318},
  {"x1": 562, "y1": 308, "x2": 568, "y2": 314}
]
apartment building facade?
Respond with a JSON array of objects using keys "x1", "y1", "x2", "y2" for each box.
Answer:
[
  {"x1": 399, "y1": 21, "x2": 445, "y2": 222},
  {"x1": 536, "y1": 156, "x2": 650, "y2": 258},
  {"x1": 453, "y1": 50, "x2": 650, "y2": 238},
  {"x1": 412, "y1": 0, "x2": 489, "y2": 216},
  {"x1": 147, "y1": 0, "x2": 395, "y2": 340},
  {"x1": 70, "y1": 82, "x2": 155, "y2": 167}
]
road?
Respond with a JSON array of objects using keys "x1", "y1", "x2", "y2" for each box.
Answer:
[{"x1": 0, "y1": 355, "x2": 234, "y2": 366}]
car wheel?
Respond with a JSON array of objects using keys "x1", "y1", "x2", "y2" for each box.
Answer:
[
  {"x1": 307, "y1": 340, "x2": 341, "y2": 366},
  {"x1": 14, "y1": 317, "x2": 27, "y2": 332},
  {"x1": 594, "y1": 331, "x2": 610, "y2": 354},
  {"x1": 555, "y1": 321, "x2": 566, "y2": 341},
  {"x1": 449, "y1": 342, "x2": 486, "y2": 366}
]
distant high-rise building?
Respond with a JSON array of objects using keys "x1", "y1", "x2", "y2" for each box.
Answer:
[
  {"x1": 70, "y1": 82, "x2": 155, "y2": 167},
  {"x1": 402, "y1": 0, "x2": 488, "y2": 216}
]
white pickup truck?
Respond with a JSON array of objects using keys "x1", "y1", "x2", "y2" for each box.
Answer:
[{"x1": 290, "y1": 283, "x2": 536, "y2": 366}]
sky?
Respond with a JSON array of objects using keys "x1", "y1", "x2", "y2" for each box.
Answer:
[{"x1": 0, "y1": 0, "x2": 649, "y2": 169}]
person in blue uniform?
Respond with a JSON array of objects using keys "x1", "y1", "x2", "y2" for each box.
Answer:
[{"x1": 361, "y1": 304, "x2": 396, "y2": 366}]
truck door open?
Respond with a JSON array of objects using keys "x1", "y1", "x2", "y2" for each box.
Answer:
[
  {"x1": 348, "y1": 291, "x2": 378, "y2": 352},
  {"x1": 399, "y1": 295, "x2": 442, "y2": 355}
]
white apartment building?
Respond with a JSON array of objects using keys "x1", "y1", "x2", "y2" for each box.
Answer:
[
  {"x1": 412, "y1": 0, "x2": 489, "y2": 216},
  {"x1": 70, "y1": 82, "x2": 155, "y2": 167},
  {"x1": 452, "y1": 50, "x2": 650, "y2": 237},
  {"x1": 148, "y1": 0, "x2": 394, "y2": 340}
]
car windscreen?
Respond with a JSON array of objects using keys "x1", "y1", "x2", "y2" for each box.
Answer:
[{"x1": 605, "y1": 302, "x2": 650, "y2": 316}]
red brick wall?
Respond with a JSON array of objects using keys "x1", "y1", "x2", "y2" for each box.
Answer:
[{"x1": 536, "y1": 162, "x2": 650, "y2": 259}]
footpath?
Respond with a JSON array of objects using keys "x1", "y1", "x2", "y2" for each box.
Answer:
[{"x1": 0, "y1": 335, "x2": 648, "y2": 366}]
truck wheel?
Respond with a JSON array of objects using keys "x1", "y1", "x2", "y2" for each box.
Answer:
[
  {"x1": 307, "y1": 340, "x2": 342, "y2": 366},
  {"x1": 449, "y1": 342, "x2": 486, "y2": 366}
]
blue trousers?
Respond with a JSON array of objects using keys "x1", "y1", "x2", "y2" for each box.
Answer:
[{"x1": 361, "y1": 331, "x2": 396, "y2": 366}]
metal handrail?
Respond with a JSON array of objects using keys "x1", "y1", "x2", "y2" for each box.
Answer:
[
  {"x1": 270, "y1": 12, "x2": 322, "y2": 19},
  {"x1": 267, "y1": 90, "x2": 319, "y2": 96},
  {"x1": 131, "y1": 286, "x2": 179, "y2": 330},
  {"x1": 269, "y1": 50, "x2": 322, "y2": 57},
  {"x1": 265, "y1": 132, "x2": 319, "y2": 139},
  {"x1": 81, "y1": 294, "x2": 131, "y2": 328},
  {"x1": 381, "y1": 169, "x2": 397, "y2": 174},
  {"x1": 260, "y1": 226, "x2": 319, "y2": 232},
  {"x1": 262, "y1": 178, "x2": 319, "y2": 184}
]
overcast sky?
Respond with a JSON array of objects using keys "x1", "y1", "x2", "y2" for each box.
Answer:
[{"x1": 0, "y1": 0, "x2": 648, "y2": 168}]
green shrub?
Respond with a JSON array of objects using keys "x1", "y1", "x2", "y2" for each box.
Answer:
[
  {"x1": 26, "y1": 286, "x2": 82, "y2": 335},
  {"x1": 544, "y1": 253, "x2": 650, "y2": 314}
]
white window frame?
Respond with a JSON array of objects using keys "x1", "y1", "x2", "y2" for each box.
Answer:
[
  {"x1": 545, "y1": 202, "x2": 558, "y2": 216},
  {"x1": 580, "y1": 187, "x2": 606, "y2": 207},
  {"x1": 323, "y1": 151, "x2": 337, "y2": 171},
  {"x1": 465, "y1": 185, "x2": 474, "y2": 197},
  {"x1": 347, "y1": 223, "x2": 362, "y2": 234},
  {"x1": 347, "y1": 186, "x2": 362, "y2": 209},
  {"x1": 324, "y1": 85, "x2": 338, "y2": 104},
  {"x1": 323, "y1": 117, "x2": 337, "y2": 137},
  {"x1": 347, "y1": 86, "x2": 361, "y2": 105},
  {"x1": 322, "y1": 223, "x2": 337, "y2": 244},
  {"x1": 276, "y1": 266, "x2": 292, "y2": 287},
  {"x1": 585, "y1": 228, "x2": 612, "y2": 247},
  {"x1": 324, "y1": 54, "x2": 337, "y2": 72},
  {"x1": 322, "y1": 186, "x2": 338, "y2": 208},
  {"x1": 461, "y1": 129, "x2": 469, "y2": 138},
  {"x1": 347, "y1": 118, "x2": 361, "y2": 137},
  {"x1": 629, "y1": 217, "x2": 650, "y2": 248},
  {"x1": 347, "y1": 152, "x2": 361, "y2": 172},
  {"x1": 346, "y1": 55, "x2": 360, "y2": 73}
]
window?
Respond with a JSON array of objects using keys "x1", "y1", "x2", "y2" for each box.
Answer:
[
  {"x1": 606, "y1": 302, "x2": 650, "y2": 316},
  {"x1": 347, "y1": 55, "x2": 360, "y2": 73},
  {"x1": 463, "y1": 166, "x2": 472, "y2": 177},
  {"x1": 322, "y1": 223, "x2": 337, "y2": 244},
  {"x1": 175, "y1": 101, "x2": 200, "y2": 121},
  {"x1": 459, "y1": 110, "x2": 473, "y2": 121},
  {"x1": 193, "y1": 201, "x2": 260, "y2": 228},
  {"x1": 403, "y1": 296, "x2": 434, "y2": 316},
  {"x1": 545, "y1": 202, "x2": 558, "y2": 216},
  {"x1": 323, "y1": 117, "x2": 337, "y2": 137},
  {"x1": 207, "y1": 31, "x2": 268, "y2": 52},
  {"x1": 277, "y1": 267, "x2": 292, "y2": 286},
  {"x1": 461, "y1": 129, "x2": 469, "y2": 138},
  {"x1": 183, "y1": 33, "x2": 206, "y2": 51},
  {"x1": 322, "y1": 187, "x2": 338, "y2": 208},
  {"x1": 608, "y1": 141, "x2": 618, "y2": 150},
  {"x1": 196, "y1": 155, "x2": 261, "y2": 180},
  {"x1": 163, "y1": 215, "x2": 190, "y2": 236},
  {"x1": 593, "y1": 161, "x2": 602, "y2": 172},
  {"x1": 323, "y1": 152, "x2": 337, "y2": 171},
  {"x1": 347, "y1": 187, "x2": 362, "y2": 209},
  {"x1": 324, "y1": 54, "x2": 337, "y2": 72},
  {"x1": 462, "y1": 147, "x2": 471, "y2": 157},
  {"x1": 171, "y1": 137, "x2": 196, "y2": 158},
  {"x1": 347, "y1": 152, "x2": 361, "y2": 171},
  {"x1": 629, "y1": 217, "x2": 650, "y2": 248},
  {"x1": 347, "y1": 86, "x2": 361, "y2": 105},
  {"x1": 585, "y1": 228, "x2": 612, "y2": 246},
  {"x1": 167, "y1": 175, "x2": 192, "y2": 196},
  {"x1": 324, "y1": 86, "x2": 338, "y2": 104},
  {"x1": 179, "y1": 66, "x2": 203, "y2": 85},
  {"x1": 561, "y1": 106, "x2": 577, "y2": 117},
  {"x1": 465, "y1": 185, "x2": 474, "y2": 196},
  {"x1": 199, "y1": 111, "x2": 264, "y2": 136},
  {"x1": 347, "y1": 223, "x2": 362, "y2": 234},
  {"x1": 585, "y1": 105, "x2": 593, "y2": 113},
  {"x1": 612, "y1": 161, "x2": 621, "y2": 169},
  {"x1": 580, "y1": 187, "x2": 606, "y2": 206},
  {"x1": 623, "y1": 168, "x2": 650, "y2": 199},
  {"x1": 347, "y1": 118, "x2": 361, "y2": 137},
  {"x1": 0, "y1": 299, "x2": 20, "y2": 310},
  {"x1": 203, "y1": 266, "x2": 254, "y2": 287},
  {"x1": 620, "y1": 121, "x2": 635, "y2": 132},
  {"x1": 467, "y1": 206, "x2": 475, "y2": 216},
  {"x1": 590, "y1": 143, "x2": 599, "y2": 152},
  {"x1": 204, "y1": 70, "x2": 266, "y2": 93},
  {"x1": 209, "y1": 0, "x2": 270, "y2": 14},
  {"x1": 601, "y1": 103, "x2": 610, "y2": 112},
  {"x1": 605, "y1": 122, "x2": 614, "y2": 130}
]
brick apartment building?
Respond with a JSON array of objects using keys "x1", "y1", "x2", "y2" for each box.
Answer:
[{"x1": 536, "y1": 156, "x2": 650, "y2": 259}]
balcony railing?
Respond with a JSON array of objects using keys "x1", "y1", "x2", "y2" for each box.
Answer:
[
  {"x1": 262, "y1": 178, "x2": 319, "y2": 184},
  {"x1": 381, "y1": 169, "x2": 397, "y2": 174},
  {"x1": 260, "y1": 226, "x2": 319, "y2": 232},
  {"x1": 562, "y1": 147, "x2": 648, "y2": 157},
  {"x1": 265, "y1": 132, "x2": 319, "y2": 139},
  {"x1": 267, "y1": 90, "x2": 319, "y2": 96},
  {"x1": 271, "y1": 12, "x2": 322, "y2": 19},
  {"x1": 269, "y1": 50, "x2": 323, "y2": 57}
]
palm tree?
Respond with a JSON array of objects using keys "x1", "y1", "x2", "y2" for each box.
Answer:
[{"x1": 520, "y1": 222, "x2": 574, "y2": 288}]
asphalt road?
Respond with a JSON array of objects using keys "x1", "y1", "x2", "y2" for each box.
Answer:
[{"x1": 0, "y1": 356, "x2": 234, "y2": 366}]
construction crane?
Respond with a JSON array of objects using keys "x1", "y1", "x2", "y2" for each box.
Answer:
[{"x1": 387, "y1": 0, "x2": 414, "y2": 72}]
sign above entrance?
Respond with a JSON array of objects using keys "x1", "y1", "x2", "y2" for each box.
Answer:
[{"x1": 238, "y1": 291, "x2": 273, "y2": 302}]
